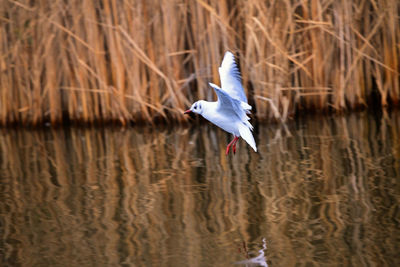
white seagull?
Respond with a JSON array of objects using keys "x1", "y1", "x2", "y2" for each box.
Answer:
[{"x1": 184, "y1": 51, "x2": 257, "y2": 155}]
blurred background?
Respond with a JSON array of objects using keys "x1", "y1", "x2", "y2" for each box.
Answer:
[
  {"x1": 1, "y1": 0, "x2": 399, "y2": 125},
  {"x1": 1, "y1": 1, "x2": 400, "y2": 266}
]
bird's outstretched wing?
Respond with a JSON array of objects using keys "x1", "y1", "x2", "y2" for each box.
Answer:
[
  {"x1": 219, "y1": 51, "x2": 248, "y2": 103},
  {"x1": 209, "y1": 83, "x2": 253, "y2": 130}
]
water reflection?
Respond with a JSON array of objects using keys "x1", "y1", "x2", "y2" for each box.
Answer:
[
  {"x1": 235, "y1": 238, "x2": 268, "y2": 267},
  {"x1": 0, "y1": 111, "x2": 399, "y2": 266}
]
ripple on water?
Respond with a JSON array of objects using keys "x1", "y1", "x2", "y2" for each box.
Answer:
[{"x1": 0, "y1": 111, "x2": 399, "y2": 266}]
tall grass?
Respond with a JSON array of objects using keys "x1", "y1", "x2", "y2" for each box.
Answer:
[{"x1": 0, "y1": 0, "x2": 399, "y2": 125}]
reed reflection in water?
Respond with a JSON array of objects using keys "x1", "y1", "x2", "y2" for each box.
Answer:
[{"x1": 0, "y1": 112, "x2": 399, "y2": 266}]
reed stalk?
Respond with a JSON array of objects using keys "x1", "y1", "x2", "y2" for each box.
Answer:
[{"x1": 0, "y1": 0, "x2": 399, "y2": 125}]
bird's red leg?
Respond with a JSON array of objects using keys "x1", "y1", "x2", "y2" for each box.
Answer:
[
  {"x1": 226, "y1": 137, "x2": 236, "y2": 155},
  {"x1": 232, "y1": 136, "x2": 239, "y2": 154}
]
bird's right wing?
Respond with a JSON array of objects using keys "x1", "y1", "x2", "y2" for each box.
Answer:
[{"x1": 219, "y1": 51, "x2": 248, "y2": 103}]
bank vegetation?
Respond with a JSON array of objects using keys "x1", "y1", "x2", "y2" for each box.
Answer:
[{"x1": 1, "y1": 0, "x2": 399, "y2": 125}]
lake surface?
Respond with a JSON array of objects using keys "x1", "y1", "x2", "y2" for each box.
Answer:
[{"x1": 1, "y1": 111, "x2": 399, "y2": 266}]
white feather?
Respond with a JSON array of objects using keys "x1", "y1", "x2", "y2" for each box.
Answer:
[
  {"x1": 241, "y1": 102, "x2": 252, "y2": 113},
  {"x1": 238, "y1": 123, "x2": 257, "y2": 152},
  {"x1": 219, "y1": 51, "x2": 248, "y2": 103}
]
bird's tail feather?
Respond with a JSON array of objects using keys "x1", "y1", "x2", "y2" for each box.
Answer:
[{"x1": 238, "y1": 123, "x2": 257, "y2": 152}]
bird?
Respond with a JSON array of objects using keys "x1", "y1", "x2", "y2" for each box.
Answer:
[{"x1": 184, "y1": 51, "x2": 257, "y2": 155}]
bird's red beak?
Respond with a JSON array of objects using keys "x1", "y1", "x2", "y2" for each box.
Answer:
[{"x1": 184, "y1": 109, "x2": 192, "y2": 114}]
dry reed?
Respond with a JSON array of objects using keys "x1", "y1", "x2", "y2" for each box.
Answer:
[{"x1": 0, "y1": 0, "x2": 399, "y2": 125}]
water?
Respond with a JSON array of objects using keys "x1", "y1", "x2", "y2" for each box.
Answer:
[{"x1": 0, "y1": 111, "x2": 399, "y2": 267}]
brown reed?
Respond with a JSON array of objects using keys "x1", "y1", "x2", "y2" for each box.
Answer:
[{"x1": 0, "y1": 0, "x2": 399, "y2": 125}]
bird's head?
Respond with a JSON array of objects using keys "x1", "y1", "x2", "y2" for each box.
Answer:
[{"x1": 184, "y1": 100, "x2": 205, "y2": 115}]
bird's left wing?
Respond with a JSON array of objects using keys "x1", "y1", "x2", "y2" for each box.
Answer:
[
  {"x1": 209, "y1": 83, "x2": 253, "y2": 130},
  {"x1": 218, "y1": 51, "x2": 248, "y2": 103}
]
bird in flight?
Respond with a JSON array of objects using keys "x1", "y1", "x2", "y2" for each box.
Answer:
[{"x1": 184, "y1": 51, "x2": 257, "y2": 155}]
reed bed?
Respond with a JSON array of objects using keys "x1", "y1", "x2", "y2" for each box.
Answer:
[{"x1": 0, "y1": 0, "x2": 399, "y2": 125}]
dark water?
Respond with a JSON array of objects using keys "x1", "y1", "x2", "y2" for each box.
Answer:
[{"x1": 0, "y1": 111, "x2": 399, "y2": 267}]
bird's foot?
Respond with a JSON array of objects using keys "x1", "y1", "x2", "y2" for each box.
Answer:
[
  {"x1": 225, "y1": 145, "x2": 231, "y2": 155},
  {"x1": 232, "y1": 136, "x2": 239, "y2": 154},
  {"x1": 226, "y1": 136, "x2": 239, "y2": 156}
]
